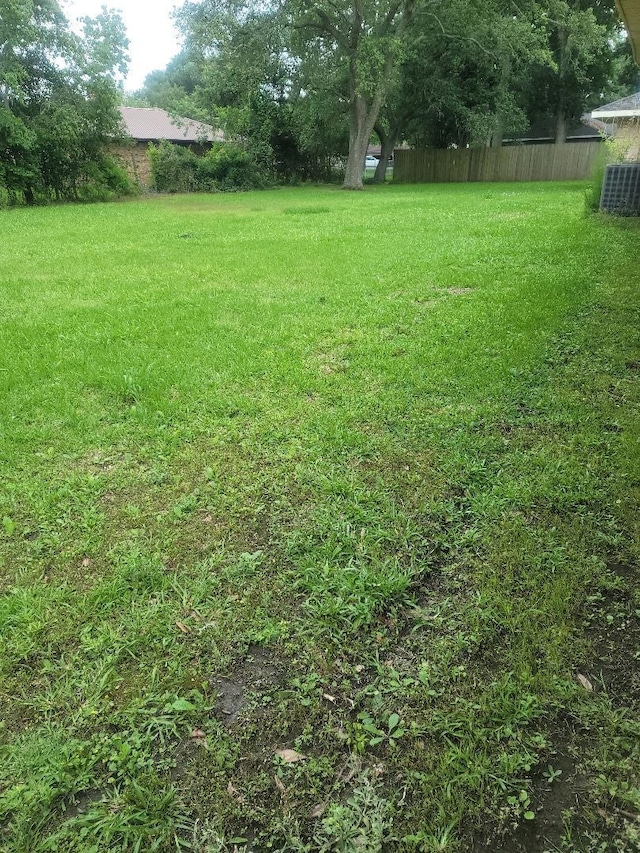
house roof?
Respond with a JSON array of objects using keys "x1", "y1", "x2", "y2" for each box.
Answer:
[
  {"x1": 503, "y1": 119, "x2": 603, "y2": 143},
  {"x1": 592, "y1": 92, "x2": 640, "y2": 118},
  {"x1": 118, "y1": 106, "x2": 223, "y2": 143},
  {"x1": 583, "y1": 115, "x2": 618, "y2": 136},
  {"x1": 617, "y1": 0, "x2": 640, "y2": 64}
]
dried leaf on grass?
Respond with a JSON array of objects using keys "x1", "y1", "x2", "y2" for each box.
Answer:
[
  {"x1": 227, "y1": 781, "x2": 244, "y2": 802},
  {"x1": 577, "y1": 673, "x2": 593, "y2": 691},
  {"x1": 275, "y1": 748, "x2": 306, "y2": 763},
  {"x1": 310, "y1": 802, "x2": 327, "y2": 818},
  {"x1": 175, "y1": 621, "x2": 191, "y2": 634}
]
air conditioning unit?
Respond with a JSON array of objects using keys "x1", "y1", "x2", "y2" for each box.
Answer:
[{"x1": 600, "y1": 163, "x2": 640, "y2": 215}]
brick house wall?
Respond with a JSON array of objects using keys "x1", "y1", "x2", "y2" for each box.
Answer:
[{"x1": 111, "y1": 142, "x2": 154, "y2": 187}]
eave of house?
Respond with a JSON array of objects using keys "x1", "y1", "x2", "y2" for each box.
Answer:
[
  {"x1": 592, "y1": 109, "x2": 640, "y2": 117},
  {"x1": 617, "y1": 0, "x2": 640, "y2": 63}
]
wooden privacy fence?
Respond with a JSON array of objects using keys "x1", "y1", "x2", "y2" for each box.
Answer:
[{"x1": 394, "y1": 141, "x2": 602, "y2": 184}]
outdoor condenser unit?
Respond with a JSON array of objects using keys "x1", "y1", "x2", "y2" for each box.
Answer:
[{"x1": 599, "y1": 163, "x2": 640, "y2": 215}]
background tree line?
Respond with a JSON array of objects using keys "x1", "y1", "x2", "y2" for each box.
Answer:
[
  {"x1": 1, "y1": 0, "x2": 635, "y2": 201},
  {"x1": 131, "y1": 0, "x2": 635, "y2": 189}
]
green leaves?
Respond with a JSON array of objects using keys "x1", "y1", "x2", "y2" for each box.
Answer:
[
  {"x1": 0, "y1": 0, "x2": 130, "y2": 204},
  {"x1": 165, "y1": 697, "x2": 197, "y2": 712},
  {"x1": 350, "y1": 712, "x2": 407, "y2": 750}
]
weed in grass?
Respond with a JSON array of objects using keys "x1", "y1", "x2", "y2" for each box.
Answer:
[
  {"x1": 314, "y1": 774, "x2": 393, "y2": 852},
  {"x1": 346, "y1": 710, "x2": 407, "y2": 752},
  {"x1": 543, "y1": 764, "x2": 563, "y2": 785},
  {"x1": 300, "y1": 558, "x2": 416, "y2": 634},
  {"x1": 42, "y1": 777, "x2": 193, "y2": 853}
]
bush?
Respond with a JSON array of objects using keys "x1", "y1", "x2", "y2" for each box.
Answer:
[
  {"x1": 584, "y1": 147, "x2": 608, "y2": 213},
  {"x1": 0, "y1": 152, "x2": 135, "y2": 206},
  {"x1": 198, "y1": 143, "x2": 266, "y2": 191},
  {"x1": 149, "y1": 140, "x2": 267, "y2": 193},
  {"x1": 148, "y1": 141, "x2": 199, "y2": 193},
  {"x1": 75, "y1": 155, "x2": 136, "y2": 203}
]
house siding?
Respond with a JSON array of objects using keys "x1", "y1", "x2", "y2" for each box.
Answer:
[
  {"x1": 112, "y1": 142, "x2": 154, "y2": 187},
  {"x1": 616, "y1": 117, "x2": 640, "y2": 162}
]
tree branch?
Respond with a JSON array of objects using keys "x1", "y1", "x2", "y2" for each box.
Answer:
[{"x1": 415, "y1": 11, "x2": 496, "y2": 58}]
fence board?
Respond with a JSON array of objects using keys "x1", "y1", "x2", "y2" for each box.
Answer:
[{"x1": 394, "y1": 141, "x2": 602, "y2": 184}]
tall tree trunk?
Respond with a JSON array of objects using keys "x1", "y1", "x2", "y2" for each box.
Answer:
[
  {"x1": 490, "y1": 115, "x2": 504, "y2": 148},
  {"x1": 490, "y1": 53, "x2": 511, "y2": 149},
  {"x1": 343, "y1": 92, "x2": 373, "y2": 190},
  {"x1": 372, "y1": 120, "x2": 400, "y2": 183},
  {"x1": 555, "y1": 108, "x2": 567, "y2": 145},
  {"x1": 343, "y1": 98, "x2": 383, "y2": 188},
  {"x1": 555, "y1": 27, "x2": 568, "y2": 145},
  {"x1": 343, "y1": 63, "x2": 391, "y2": 187},
  {"x1": 342, "y1": 39, "x2": 397, "y2": 188}
]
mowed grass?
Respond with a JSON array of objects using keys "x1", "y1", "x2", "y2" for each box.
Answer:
[{"x1": 0, "y1": 183, "x2": 639, "y2": 852}]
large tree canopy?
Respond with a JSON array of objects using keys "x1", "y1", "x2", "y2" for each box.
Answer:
[
  {"x1": 0, "y1": 1, "x2": 130, "y2": 204},
  {"x1": 287, "y1": 0, "x2": 417, "y2": 188},
  {"x1": 160, "y1": 0, "x2": 348, "y2": 182},
  {"x1": 525, "y1": 0, "x2": 633, "y2": 142},
  {"x1": 136, "y1": 0, "x2": 632, "y2": 189}
]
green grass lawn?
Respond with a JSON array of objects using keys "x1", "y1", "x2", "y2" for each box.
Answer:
[{"x1": 1, "y1": 183, "x2": 639, "y2": 853}]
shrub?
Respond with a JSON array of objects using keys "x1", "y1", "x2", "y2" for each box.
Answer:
[
  {"x1": 148, "y1": 141, "x2": 199, "y2": 193},
  {"x1": 149, "y1": 140, "x2": 267, "y2": 193},
  {"x1": 197, "y1": 142, "x2": 266, "y2": 191},
  {"x1": 0, "y1": 152, "x2": 135, "y2": 206},
  {"x1": 585, "y1": 152, "x2": 607, "y2": 213},
  {"x1": 75, "y1": 155, "x2": 136, "y2": 203}
]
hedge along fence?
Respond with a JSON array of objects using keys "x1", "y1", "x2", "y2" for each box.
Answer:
[{"x1": 394, "y1": 140, "x2": 603, "y2": 184}]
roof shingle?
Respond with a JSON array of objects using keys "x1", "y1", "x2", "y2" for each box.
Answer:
[
  {"x1": 592, "y1": 92, "x2": 640, "y2": 117},
  {"x1": 119, "y1": 106, "x2": 223, "y2": 143}
]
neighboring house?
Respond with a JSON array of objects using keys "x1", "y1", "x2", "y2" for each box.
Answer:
[
  {"x1": 503, "y1": 119, "x2": 604, "y2": 146},
  {"x1": 591, "y1": 93, "x2": 640, "y2": 162},
  {"x1": 114, "y1": 106, "x2": 224, "y2": 187}
]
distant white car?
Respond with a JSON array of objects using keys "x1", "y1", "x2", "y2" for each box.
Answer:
[{"x1": 364, "y1": 155, "x2": 379, "y2": 169}]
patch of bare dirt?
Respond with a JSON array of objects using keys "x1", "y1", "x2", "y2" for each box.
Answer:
[
  {"x1": 472, "y1": 736, "x2": 582, "y2": 853},
  {"x1": 578, "y1": 563, "x2": 640, "y2": 708},
  {"x1": 62, "y1": 788, "x2": 105, "y2": 819},
  {"x1": 473, "y1": 562, "x2": 640, "y2": 853},
  {"x1": 210, "y1": 645, "x2": 284, "y2": 727}
]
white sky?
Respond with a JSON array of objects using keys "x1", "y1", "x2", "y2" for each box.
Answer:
[{"x1": 63, "y1": 0, "x2": 185, "y2": 91}]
